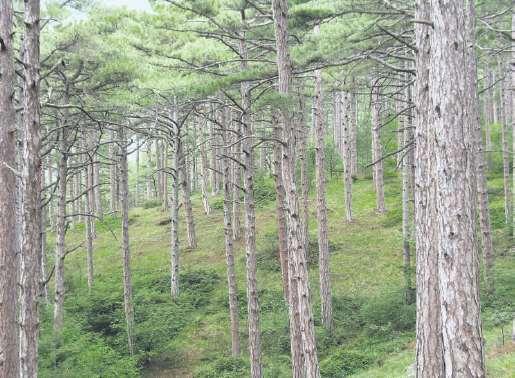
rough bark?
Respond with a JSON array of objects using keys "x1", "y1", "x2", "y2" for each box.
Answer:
[
  {"x1": 199, "y1": 118, "x2": 211, "y2": 215},
  {"x1": 232, "y1": 119, "x2": 242, "y2": 241},
  {"x1": 313, "y1": 34, "x2": 332, "y2": 330},
  {"x1": 342, "y1": 91, "x2": 353, "y2": 222},
  {"x1": 221, "y1": 112, "x2": 241, "y2": 357},
  {"x1": 415, "y1": 1, "x2": 486, "y2": 375},
  {"x1": 272, "y1": 1, "x2": 321, "y2": 376},
  {"x1": 146, "y1": 140, "x2": 154, "y2": 200},
  {"x1": 53, "y1": 126, "x2": 68, "y2": 334},
  {"x1": 414, "y1": 0, "x2": 444, "y2": 374},
  {"x1": 119, "y1": 127, "x2": 135, "y2": 356},
  {"x1": 350, "y1": 90, "x2": 358, "y2": 177},
  {"x1": 501, "y1": 70, "x2": 513, "y2": 235},
  {"x1": 371, "y1": 82, "x2": 386, "y2": 213},
  {"x1": 85, "y1": 160, "x2": 94, "y2": 291},
  {"x1": 239, "y1": 15, "x2": 262, "y2": 376},
  {"x1": 19, "y1": 0, "x2": 42, "y2": 375},
  {"x1": 170, "y1": 133, "x2": 180, "y2": 299},
  {"x1": 179, "y1": 141, "x2": 197, "y2": 249},
  {"x1": 0, "y1": 0, "x2": 19, "y2": 374},
  {"x1": 474, "y1": 95, "x2": 495, "y2": 294},
  {"x1": 273, "y1": 112, "x2": 290, "y2": 302},
  {"x1": 110, "y1": 131, "x2": 119, "y2": 212},
  {"x1": 401, "y1": 82, "x2": 414, "y2": 305}
]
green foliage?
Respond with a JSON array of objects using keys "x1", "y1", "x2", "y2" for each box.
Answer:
[
  {"x1": 39, "y1": 310, "x2": 138, "y2": 378},
  {"x1": 142, "y1": 199, "x2": 162, "y2": 209},
  {"x1": 358, "y1": 290, "x2": 416, "y2": 337},
  {"x1": 253, "y1": 174, "x2": 276, "y2": 206},
  {"x1": 194, "y1": 356, "x2": 249, "y2": 378},
  {"x1": 320, "y1": 349, "x2": 373, "y2": 377}
]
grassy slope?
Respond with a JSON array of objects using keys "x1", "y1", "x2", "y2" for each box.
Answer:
[{"x1": 41, "y1": 173, "x2": 515, "y2": 377}]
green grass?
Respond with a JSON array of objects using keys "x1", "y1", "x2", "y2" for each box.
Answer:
[{"x1": 39, "y1": 170, "x2": 515, "y2": 377}]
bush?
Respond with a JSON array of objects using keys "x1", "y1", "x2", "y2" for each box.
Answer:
[
  {"x1": 211, "y1": 197, "x2": 225, "y2": 210},
  {"x1": 39, "y1": 316, "x2": 138, "y2": 378},
  {"x1": 253, "y1": 175, "x2": 276, "y2": 206},
  {"x1": 320, "y1": 349, "x2": 372, "y2": 377},
  {"x1": 256, "y1": 234, "x2": 281, "y2": 272},
  {"x1": 194, "y1": 356, "x2": 248, "y2": 378},
  {"x1": 359, "y1": 290, "x2": 416, "y2": 337},
  {"x1": 142, "y1": 199, "x2": 161, "y2": 209}
]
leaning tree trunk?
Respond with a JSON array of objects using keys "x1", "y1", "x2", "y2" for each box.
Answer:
[
  {"x1": 313, "y1": 32, "x2": 332, "y2": 330},
  {"x1": 239, "y1": 16, "x2": 262, "y2": 376},
  {"x1": 371, "y1": 82, "x2": 386, "y2": 213},
  {"x1": 0, "y1": 0, "x2": 20, "y2": 375},
  {"x1": 170, "y1": 133, "x2": 180, "y2": 299},
  {"x1": 119, "y1": 127, "x2": 135, "y2": 356},
  {"x1": 221, "y1": 110, "x2": 241, "y2": 357},
  {"x1": 414, "y1": 0, "x2": 443, "y2": 375},
  {"x1": 272, "y1": 1, "x2": 321, "y2": 376},
  {"x1": 19, "y1": 0, "x2": 42, "y2": 375},
  {"x1": 342, "y1": 91, "x2": 353, "y2": 222}
]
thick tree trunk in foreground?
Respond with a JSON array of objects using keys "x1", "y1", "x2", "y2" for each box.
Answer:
[
  {"x1": 119, "y1": 128, "x2": 135, "y2": 356},
  {"x1": 19, "y1": 0, "x2": 42, "y2": 375},
  {"x1": 221, "y1": 116, "x2": 241, "y2": 357},
  {"x1": 416, "y1": 1, "x2": 485, "y2": 375},
  {"x1": 313, "y1": 37, "x2": 332, "y2": 330},
  {"x1": 272, "y1": 1, "x2": 321, "y2": 376},
  {"x1": 414, "y1": 0, "x2": 443, "y2": 375},
  {"x1": 371, "y1": 82, "x2": 386, "y2": 213},
  {"x1": 0, "y1": 0, "x2": 20, "y2": 375}
]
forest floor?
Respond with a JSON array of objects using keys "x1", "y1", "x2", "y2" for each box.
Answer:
[{"x1": 39, "y1": 173, "x2": 515, "y2": 377}]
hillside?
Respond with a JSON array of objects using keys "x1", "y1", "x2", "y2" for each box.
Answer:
[{"x1": 38, "y1": 173, "x2": 515, "y2": 377}]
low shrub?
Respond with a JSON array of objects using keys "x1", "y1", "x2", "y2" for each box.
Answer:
[
  {"x1": 194, "y1": 356, "x2": 248, "y2": 378},
  {"x1": 320, "y1": 349, "x2": 373, "y2": 377}
]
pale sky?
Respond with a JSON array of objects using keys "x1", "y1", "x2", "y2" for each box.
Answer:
[{"x1": 101, "y1": 0, "x2": 152, "y2": 11}]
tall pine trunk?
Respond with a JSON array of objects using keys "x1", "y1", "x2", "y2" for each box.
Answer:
[
  {"x1": 221, "y1": 111, "x2": 241, "y2": 357},
  {"x1": 239, "y1": 15, "x2": 262, "y2": 375},
  {"x1": 272, "y1": 1, "x2": 321, "y2": 376},
  {"x1": 414, "y1": 0, "x2": 443, "y2": 374},
  {"x1": 19, "y1": 0, "x2": 42, "y2": 375},
  {"x1": 119, "y1": 127, "x2": 135, "y2": 356},
  {"x1": 313, "y1": 34, "x2": 332, "y2": 330},
  {"x1": 0, "y1": 0, "x2": 20, "y2": 375},
  {"x1": 371, "y1": 82, "x2": 386, "y2": 213}
]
